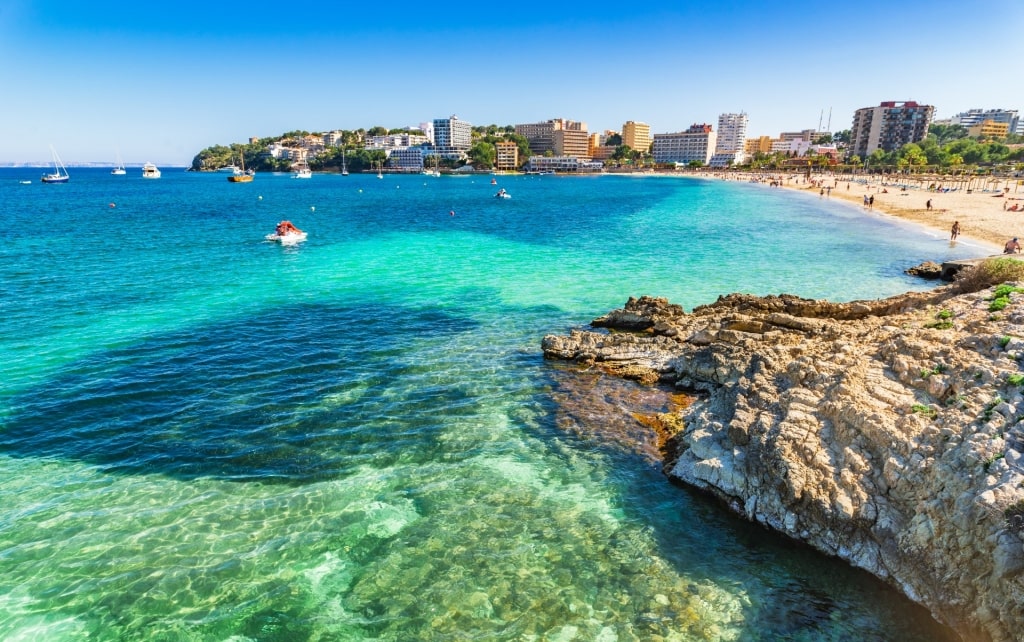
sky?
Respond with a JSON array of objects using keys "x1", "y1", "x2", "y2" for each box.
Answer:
[{"x1": 2, "y1": 0, "x2": 1022, "y2": 166}]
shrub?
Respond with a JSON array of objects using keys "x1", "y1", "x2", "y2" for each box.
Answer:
[
  {"x1": 911, "y1": 404, "x2": 937, "y2": 417},
  {"x1": 937, "y1": 309, "x2": 953, "y2": 320},
  {"x1": 955, "y1": 259, "x2": 1024, "y2": 294},
  {"x1": 1001, "y1": 336, "x2": 1013, "y2": 348},
  {"x1": 1008, "y1": 373, "x2": 1024, "y2": 386}
]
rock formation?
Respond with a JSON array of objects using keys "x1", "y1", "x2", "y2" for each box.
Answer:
[{"x1": 542, "y1": 287, "x2": 1024, "y2": 642}]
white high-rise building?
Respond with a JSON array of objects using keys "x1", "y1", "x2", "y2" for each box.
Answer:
[
  {"x1": 652, "y1": 124, "x2": 717, "y2": 166},
  {"x1": 710, "y1": 112, "x2": 748, "y2": 167},
  {"x1": 433, "y1": 115, "x2": 472, "y2": 157}
]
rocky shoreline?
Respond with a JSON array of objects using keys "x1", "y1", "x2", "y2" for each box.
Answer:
[{"x1": 542, "y1": 285, "x2": 1024, "y2": 642}]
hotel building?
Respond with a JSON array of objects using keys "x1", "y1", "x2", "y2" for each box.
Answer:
[
  {"x1": 709, "y1": 112, "x2": 748, "y2": 167},
  {"x1": 850, "y1": 101, "x2": 934, "y2": 158},
  {"x1": 652, "y1": 124, "x2": 717, "y2": 166},
  {"x1": 433, "y1": 115, "x2": 473, "y2": 157},
  {"x1": 968, "y1": 120, "x2": 1010, "y2": 139},
  {"x1": 621, "y1": 121, "x2": 652, "y2": 153},
  {"x1": 515, "y1": 119, "x2": 589, "y2": 157}
]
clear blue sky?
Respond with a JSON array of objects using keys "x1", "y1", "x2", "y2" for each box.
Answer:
[{"x1": 2, "y1": 0, "x2": 1021, "y2": 166}]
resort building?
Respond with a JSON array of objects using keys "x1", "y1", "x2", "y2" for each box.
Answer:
[
  {"x1": 433, "y1": 115, "x2": 472, "y2": 157},
  {"x1": 365, "y1": 133, "x2": 431, "y2": 149},
  {"x1": 495, "y1": 141, "x2": 519, "y2": 171},
  {"x1": 323, "y1": 131, "x2": 344, "y2": 147},
  {"x1": 710, "y1": 112, "x2": 748, "y2": 167},
  {"x1": 744, "y1": 136, "x2": 773, "y2": 155},
  {"x1": 388, "y1": 146, "x2": 426, "y2": 171},
  {"x1": 621, "y1": 121, "x2": 652, "y2": 154},
  {"x1": 651, "y1": 124, "x2": 717, "y2": 166},
  {"x1": 968, "y1": 119, "x2": 1010, "y2": 139},
  {"x1": 515, "y1": 119, "x2": 588, "y2": 157},
  {"x1": 527, "y1": 156, "x2": 580, "y2": 172},
  {"x1": 849, "y1": 101, "x2": 935, "y2": 158},
  {"x1": 943, "y1": 109, "x2": 1021, "y2": 136}
]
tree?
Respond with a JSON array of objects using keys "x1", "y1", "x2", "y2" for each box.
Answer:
[
  {"x1": 611, "y1": 145, "x2": 633, "y2": 161},
  {"x1": 832, "y1": 130, "x2": 852, "y2": 145},
  {"x1": 605, "y1": 133, "x2": 622, "y2": 146},
  {"x1": 468, "y1": 141, "x2": 495, "y2": 168},
  {"x1": 367, "y1": 126, "x2": 388, "y2": 137},
  {"x1": 928, "y1": 124, "x2": 968, "y2": 145}
]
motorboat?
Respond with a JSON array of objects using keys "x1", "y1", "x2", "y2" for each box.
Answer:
[
  {"x1": 142, "y1": 162, "x2": 161, "y2": 179},
  {"x1": 265, "y1": 231, "x2": 308, "y2": 245},
  {"x1": 217, "y1": 165, "x2": 241, "y2": 173},
  {"x1": 41, "y1": 146, "x2": 70, "y2": 183}
]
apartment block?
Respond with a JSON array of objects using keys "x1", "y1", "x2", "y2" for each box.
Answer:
[
  {"x1": 948, "y1": 109, "x2": 1020, "y2": 136},
  {"x1": 652, "y1": 124, "x2": 717, "y2": 165},
  {"x1": 495, "y1": 141, "x2": 519, "y2": 171},
  {"x1": 621, "y1": 121, "x2": 652, "y2": 153},
  {"x1": 850, "y1": 101, "x2": 934, "y2": 158}
]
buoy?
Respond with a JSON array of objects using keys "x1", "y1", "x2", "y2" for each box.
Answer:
[
  {"x1": 358, "y1": 189, "x2": 363, "y2": 193},
  {"x1": 258, "y1": 195, "x2": 263, "y2": 200},
  {"x1": 108, "y1": 202, "x2": 115, "y2": 208},
  {"x1": 310, "y1": 206, "x2": 315, "y2": 212},
  {"x1": 449, "y1": 210, "x2": 455, "y2": 216}
]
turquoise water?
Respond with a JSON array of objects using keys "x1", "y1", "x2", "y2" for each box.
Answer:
[{"x1": 0, "y1": 168, "x2": 973, "y2": 641}]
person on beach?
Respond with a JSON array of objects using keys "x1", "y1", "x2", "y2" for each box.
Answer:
[
  {"x1": 926, "y1": 199, "x2": 932, "y2": 210},
  {"x1": 1004, "y1": 237, "x2": 1021, "y2": 254},
  {"x1": 950, "y1": 221, "x2": 960, "y2": 241}
]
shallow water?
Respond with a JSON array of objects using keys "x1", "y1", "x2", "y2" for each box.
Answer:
[{"x1": 0, "y1": 168, "x2": 972, "y2": 640}]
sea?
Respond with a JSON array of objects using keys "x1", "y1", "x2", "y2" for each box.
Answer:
[{"x1": 0, "y1": 167, "x2": 983, "y2": 641}]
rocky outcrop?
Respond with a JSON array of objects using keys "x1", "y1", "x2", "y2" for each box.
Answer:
[{"x1": 542, "y1": 289, "x2": 1024, "y2": 642}]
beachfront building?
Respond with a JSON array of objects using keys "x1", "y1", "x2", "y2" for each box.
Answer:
[
  {"x1": 849, "y1": 101, "x2": 935, "y2": 158},
  {"x1": 515, "y1": 119, "x2": 589, "y2": 157},
  {"x1": 433, "y1": 115, "x2": 472, "y2": 158},
  {"x1": 527, "y1": 156, "x2": 580, "y2": 172},
  {"x1": 621, "y1": 121, "x2": 652, "y2": 154},
  {"x1": 651, "y1": 124, "x2": 717, "y2": 166},
  {"x1": 365, "y1": 133, "x2": 431, "y2": 149},
  {"x1": 388, "y1": 146, "x2": 426, "y2": 171},
  {"x1": 495, "y1": 141, "x2": 519, "y2": 171},
  {"x1": 709, "y1": 112, "x2": 748, "y2": 167}
]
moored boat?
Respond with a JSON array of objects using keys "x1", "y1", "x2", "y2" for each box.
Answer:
[
  {"x1": 141, "y1": 162, "x2": 161, "y2": 179},
  {"x1": 228, "y1": 155, "x2": 253, "y2": 183},
  {"x1": 41, "y1": 146, "x2": 70, "y2": 183}
]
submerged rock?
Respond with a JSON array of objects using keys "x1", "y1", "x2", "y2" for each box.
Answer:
[{"x1": 542, "y1": 289, "x2": 1024, "y2": 642}]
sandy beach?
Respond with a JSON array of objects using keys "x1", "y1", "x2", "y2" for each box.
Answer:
[{"x1": 714, "y1": 171, "x2": 1023, "y2": 255}]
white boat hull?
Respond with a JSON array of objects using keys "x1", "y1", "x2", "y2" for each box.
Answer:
[{"x1": 265, "y1": 232, "x2": 307, "y2": 245}]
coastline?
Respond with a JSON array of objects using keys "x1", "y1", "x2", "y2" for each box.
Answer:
[{"x1": 704, "y1": 170, "x2": 1012, "y2": 255}]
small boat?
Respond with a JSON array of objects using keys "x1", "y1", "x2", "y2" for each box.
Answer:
[
  {"x1": 41, "y1": 146, "x2": 70, "y2": 183},
  {"x1": 217, "y1": 165, "x2": 241, "y2": 173},
  {"x1": 265, "y1": 231, "x2": 308, "y2": 245},
  {"x1": 266, "y1": 220, "x2": 306, "y2": 244},
  {"x1": 376, "y1": 161, "x2": 383, "y2": 179},
  {"x1": 111, "y1": 152, "x2": 126, "y2": 175},
  {"x1": 341, "y1": 148, "x2": 349, "y2": 176},
  {"x1": 292, "y1": 162, "x2": 312, "y2": 179},
  {"x1": 228, "y1": 154, "x2": 253, "y2": 183},
  {"x1": 19, "y1": 180, "x2": 32, "y2": 185},
  {"x1": 141, "y1": 162, "x2": 161, "y2": 179},
  {"x1": 494, "y1": 188, "x2": 510, "y2": 199}
]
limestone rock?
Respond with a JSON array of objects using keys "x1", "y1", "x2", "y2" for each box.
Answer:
[{"x1": 542, "y1": 286, "x2": 1024, "y2": 642}]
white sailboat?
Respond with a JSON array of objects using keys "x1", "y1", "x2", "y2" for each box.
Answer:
[
  {"x1": 341, "y1": 147, "x2": 348, "y2": 176},
  {"x1": 376, "y1": 161, "x2": 383, "y2": 179},
  {"x1": 111, "y1": 151, "x2": 126, "y2": 175},
  {"x1": 41, "y1": 146, "x2": 70, "y2": 183}
]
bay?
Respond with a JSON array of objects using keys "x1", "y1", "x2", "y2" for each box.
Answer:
[{"x1": 0, "y1": 168, "x2": 974, "y2": 640}]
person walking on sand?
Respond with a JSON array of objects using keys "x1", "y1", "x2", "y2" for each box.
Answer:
[
  {"x1": 926, "y1": 199, "x2": 932, "y2": 211},
  {"x1": 950, "y1": 220, "x2": 960, "y2": 241}
]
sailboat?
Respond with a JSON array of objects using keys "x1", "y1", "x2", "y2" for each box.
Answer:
[
  {"x1": 227, "y1": 153, "x2": 253, "y2": 183},
  {"x1": 376, "y1": 160, "x2": 383, "y2": 179},
  {"x1": 111, "y1": 151, "x2": 126, "y2": 175},
  {"x1": 291, "y1": 160, "x2": 312, "y2": 179},
  {"x1": 41, "y1": 146, "x2": 70, "y2": 183},
  {"x1": 341, "y1": 147, "x2": 349, "y2": 176}
]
